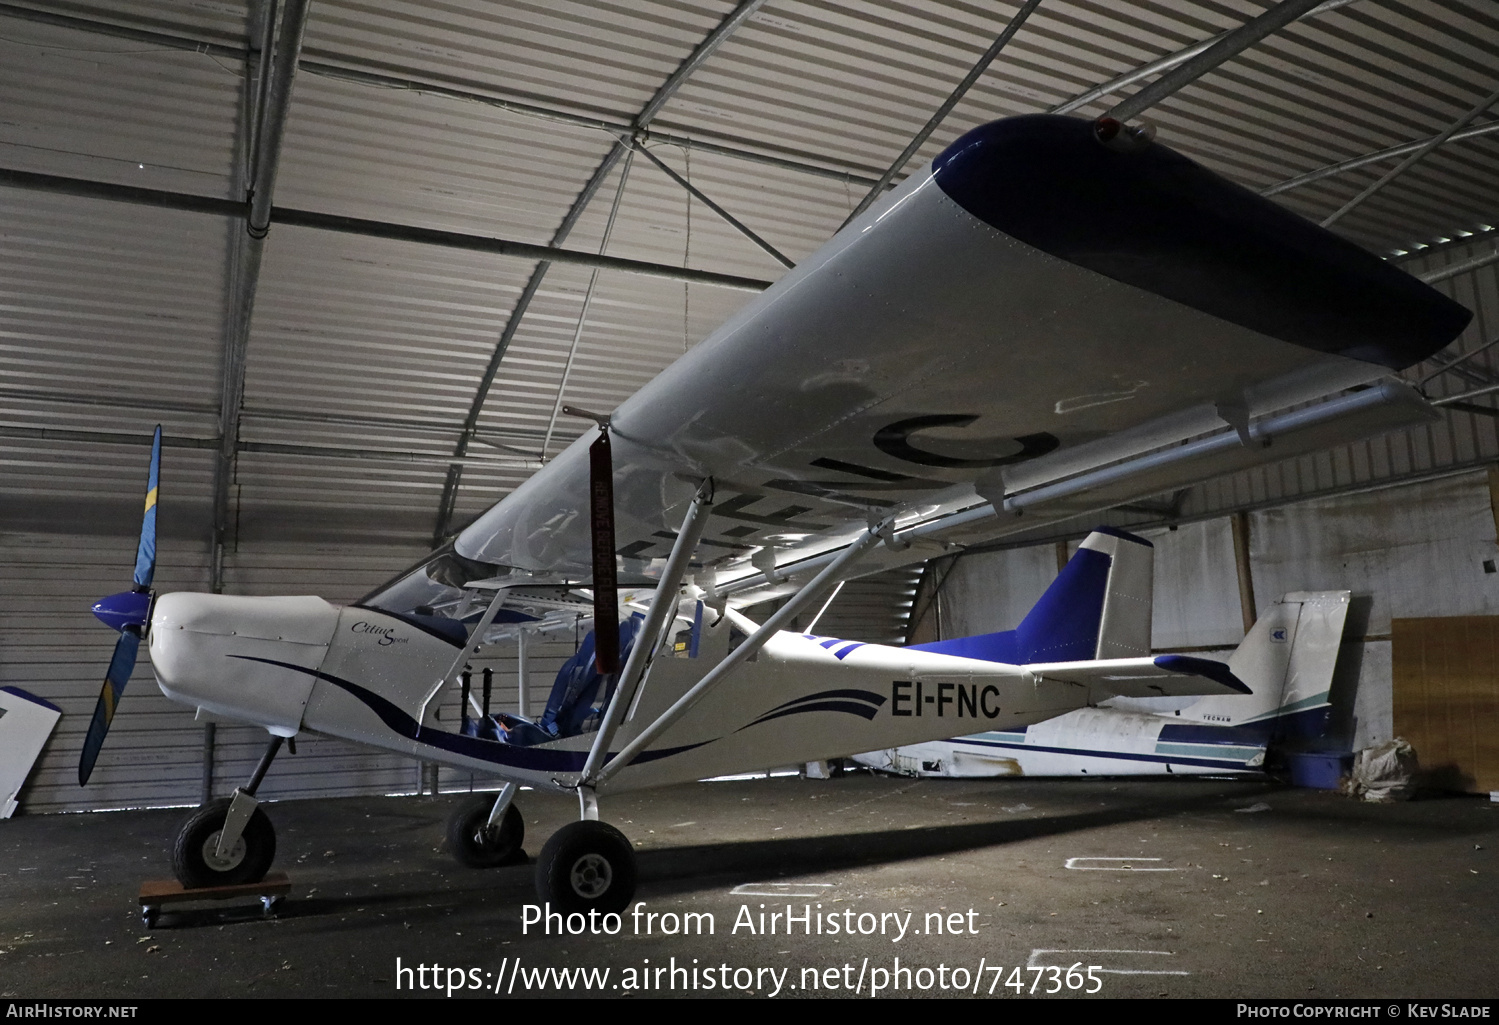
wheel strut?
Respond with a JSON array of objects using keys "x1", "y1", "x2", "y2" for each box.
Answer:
[{"x1": 214, "y1": 734, "x2": 284, "y2": 861}]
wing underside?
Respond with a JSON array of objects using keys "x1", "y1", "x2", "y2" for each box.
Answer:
[{"x1": 441, "y1": 116, "x2": 1467, "y2": 595}]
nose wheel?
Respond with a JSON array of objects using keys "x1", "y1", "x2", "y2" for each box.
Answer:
[
  {"x1": 535, "y1": 820, "x2": 637, "y2": 914},
  {"x1": 171, "y1": 797, "x2": 276, "y2": 889}
]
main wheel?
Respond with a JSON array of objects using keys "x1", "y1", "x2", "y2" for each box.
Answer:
[
  {"x1": 535, "y1": 820, "x2": 636, "y2": 914},
  {"x1": 171, "y1": 798, "x2": 276, "y2": 889},
  {"x1": 447, "y1": 795, "x2": 525, "y2": 868}
]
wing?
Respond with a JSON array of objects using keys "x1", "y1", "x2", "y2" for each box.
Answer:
[{"x1": 453, "y1": 115, "x2": 1468, "y2": 590}]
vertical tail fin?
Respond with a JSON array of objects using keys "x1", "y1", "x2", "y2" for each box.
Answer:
[
  {"x1": 909, "y1": 526, "x2": 1154, "y2": 664},
  {"x1": 1181, "y1": 590, "x2": 1350, "y2": 728}
]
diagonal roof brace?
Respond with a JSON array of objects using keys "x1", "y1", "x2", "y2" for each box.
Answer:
[
  {"x1": 431, "y1": 0, "x2": 770, "y2": 544},
  {"x1": 1106, "y1": 0, "x2": 1331, "y2": 124}
]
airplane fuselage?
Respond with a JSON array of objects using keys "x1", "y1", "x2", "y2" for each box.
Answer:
[{"x1": 149, "y1": 592, "x2": 1101, "y2": 794}]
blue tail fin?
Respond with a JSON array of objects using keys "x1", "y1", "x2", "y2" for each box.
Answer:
[{"x1": 909, "y1": 527, "x2": 1154, "y2": 665}]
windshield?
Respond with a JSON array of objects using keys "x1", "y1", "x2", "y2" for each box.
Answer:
[{"x1": 356, "y1": 544, "x2": 502, "y2": 642}]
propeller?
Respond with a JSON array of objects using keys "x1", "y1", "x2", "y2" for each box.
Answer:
[{"x1": 79, "y1": 426, "x2": 161, "y2": 786}]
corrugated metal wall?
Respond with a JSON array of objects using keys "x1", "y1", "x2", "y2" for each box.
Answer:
[
  {"x1": 0, "y1": 531, "x2": 575, "y2": 814},
  {"x1": 928, "y1": 469, "x2": 1499, "y2": 755}
]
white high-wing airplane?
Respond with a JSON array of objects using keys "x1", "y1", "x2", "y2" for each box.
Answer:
[
  {"x1": 855, "y1": 577, "x2": 1352, "y2": 779},
  {"x1": 82, "y1": 114, "x2": 1469, "y2": 914}
]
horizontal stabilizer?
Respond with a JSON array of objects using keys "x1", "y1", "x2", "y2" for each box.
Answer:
[{"x1": 1022, "y1": 653, "x2": 1249, "y2": 699}]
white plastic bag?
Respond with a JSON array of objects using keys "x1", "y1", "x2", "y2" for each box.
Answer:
[{"x1": 1345, "y1": 738, "x2": 1418, "y2": 802}]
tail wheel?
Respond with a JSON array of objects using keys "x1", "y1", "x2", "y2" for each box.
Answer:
[
  {"x1": 535, "y1": 820, "x2": 636, "y2": 914},
  {"x1": 171, "y1": 798, "x2": 276, "y2": 889},
  {"x1": 447, "y1": 794, "x2": 525, "y2": 868}
]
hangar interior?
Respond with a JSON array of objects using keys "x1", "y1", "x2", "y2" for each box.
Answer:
[
  {"x1": 2, "y1": 0, "x2": 1496, "y2": 815},
  {"x1": 1, "y1": 0, "x2": 1499, "y2": 991},
  {"x1": 3, "y1": 0, "x2": 1499, "y2": 1002}
]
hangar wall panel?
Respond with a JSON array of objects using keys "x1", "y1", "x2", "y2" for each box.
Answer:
[
  {"x1": 937, "y1": 542, "x2": 1056, "y2": 641},
  {"x1": 1141, "y1": 518, "x2": 1243, "y2": 650},
  {"x1": 0, "y1": 531, "x2": 211, "y2": 814},
  {"x1": 1247, "y1": 471, "x2": 1499, "y2": 635},
  {"x1": 933, "y1": 472, "x2": 1499, "y2": 764},
  {"x1": 0, "y1": 533, "x2": 579, "y2": 814}
]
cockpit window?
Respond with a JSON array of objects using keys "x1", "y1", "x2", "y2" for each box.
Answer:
[{"x1": 356, "y1": 544, "x2": 501, "y2": 642}]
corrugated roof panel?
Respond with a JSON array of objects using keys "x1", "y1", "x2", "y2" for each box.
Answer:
[{"x1": 0, "y1": 14, "x2": 241, "y2": 194}]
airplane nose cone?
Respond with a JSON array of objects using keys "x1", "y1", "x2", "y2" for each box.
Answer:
[{"x1": 92, "y1": 589, "x2": 151, "y2": 633}]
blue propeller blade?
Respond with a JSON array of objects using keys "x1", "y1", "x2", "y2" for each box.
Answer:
[
  {"x1": 132, "y1": 426, "x2": 161, "y2": 590},
  {"x1": 81, "y1": 425, "x2": 161, "y2": 786},
  {"x1": 78, "y1": 629, "x2": 140, "y2": 786}
]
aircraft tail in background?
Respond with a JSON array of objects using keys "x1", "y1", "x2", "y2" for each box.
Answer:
[
  {"x1": 909, "y1": 527, "x2": 1154, "y2": 664},
  {"x1": 855, "y1": 588, "x2": 1350, "y2": 779}
]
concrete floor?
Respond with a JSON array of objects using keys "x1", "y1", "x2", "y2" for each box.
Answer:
[{"x1": 0, "y1": 774, "x2": 1494, "y2": 999}]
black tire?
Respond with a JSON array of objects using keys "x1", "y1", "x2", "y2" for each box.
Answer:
[
  {"x1": 171, "y1": 798, "x2": 276, "y2": 889},
  {"x1": 535, "y1": 820, "x2": 636, "y2": 914},
  {"x1": 447, "y1": 795, "x2": 525, "y2": 868}
]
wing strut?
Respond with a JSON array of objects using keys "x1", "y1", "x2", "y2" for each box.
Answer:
[
  {"x1": 417, "y1": 586, "x2": 510, "y2": 729},
  {"x1": 580, "y1": 479, "x2": 715, "y2": 786},
  {"x1": 589, "y1": 517, "x2": 891, "y2": 786}
]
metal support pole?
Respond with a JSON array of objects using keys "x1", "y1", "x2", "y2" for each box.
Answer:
[
  {"x1": 1419, "y1": 334, "x2": 1499, "y2": 387},
  {"x1": 540, "y1": 152, "x2": 636, "y2": 459},
  {"x1": 485, "y1": 781, "x2": 517, "y2": 827},
  {"x1": 1421, "y1": 246, "x2": 1499, "y2": 286},
  {"x1": 630, "y1": 140, "x2": 794, "y2": 268},
  {"x1": 804, "y1": 580, "x2": 844, "y2": 634},
  {"x1": 1321, "y1": 82, "x2": 1499, "y2": 228},
  {"x1": 430, "y1": 0, "x2": 768, "y2": 541},
  {"x1": 1053, "y1": 0, "x2": 1359, "y2": 116},
  {"x1": 211, "y1": 0, "x2": 310, "y2": 594},
  {"x1": 591, "y1": 521, "x2": 888, "y2": 785},
  {"x1": 842, "y1": 0, "x2": 1043, "y2": 227},
  {"x1": 420, "y1": 589, "x2": 508, "y2": 727},
  {"x1": 1263, "y1": 120, "x2": 1499, "y2": 197},
  {"x1": 580, "y1": 481, "x2": 714, "y2": 784},
  {"x1": 1106, "y1": 0, "x2": 1327, "y2": 124},
  {"x1": 517, "y1": 631, "x2": 530, "y2": 716}
]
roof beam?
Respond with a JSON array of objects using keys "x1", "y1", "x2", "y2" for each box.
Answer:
[
  {"x1": 1053, "y1": 0, "x2": 1361, "y2": 116},
  {"x1": 629, "y1": 139, "x2": 794, "y2": 269},
  {"x1": 1421, "y1": 246, "x2": 1499, "y2": 285},
  {"x1": 1105, "y1": 0, "x2": 1330, "y2": 123},
  {"x1": 0, "y1": 1, "x2": 876, "y2": 188},
  {"x1": 841, "y1": 0, "x2": 1044, "y2": 227},
  {"x1": 0, "y1": 424, "x2": 539, "y2": 469},
  {"x1": 0, "y1": 168, "x2": 772, "y2": 290},
  {"x1": 430, "y1": 0, "x2": 768, "y2": 544},
  {"x1": 210, "y1": 0, "x2": 309, "y2": 589},
  {"x1": 848, "y1": 0, "x2": 1361, "y2": 208},
  {"x1": 1263, "y1": 120, "x2": 1499, "y2": 197},
  {"x1": 1319, "y1": 82, "x2": 1499, "y2": 228}
]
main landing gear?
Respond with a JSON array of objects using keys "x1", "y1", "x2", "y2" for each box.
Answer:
[
  {"x1": 447, "y1": 783, "x2": 526, "y2": 867},
  {"x1": 171, "y1": 735, "x2": 284, "y2": 888},
  {"x1": 535, "y1": 819, "x2": 636, "y2": 914},
  {"x1": 449, "y1": 784, "x2": 639, "y2": 914}
]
